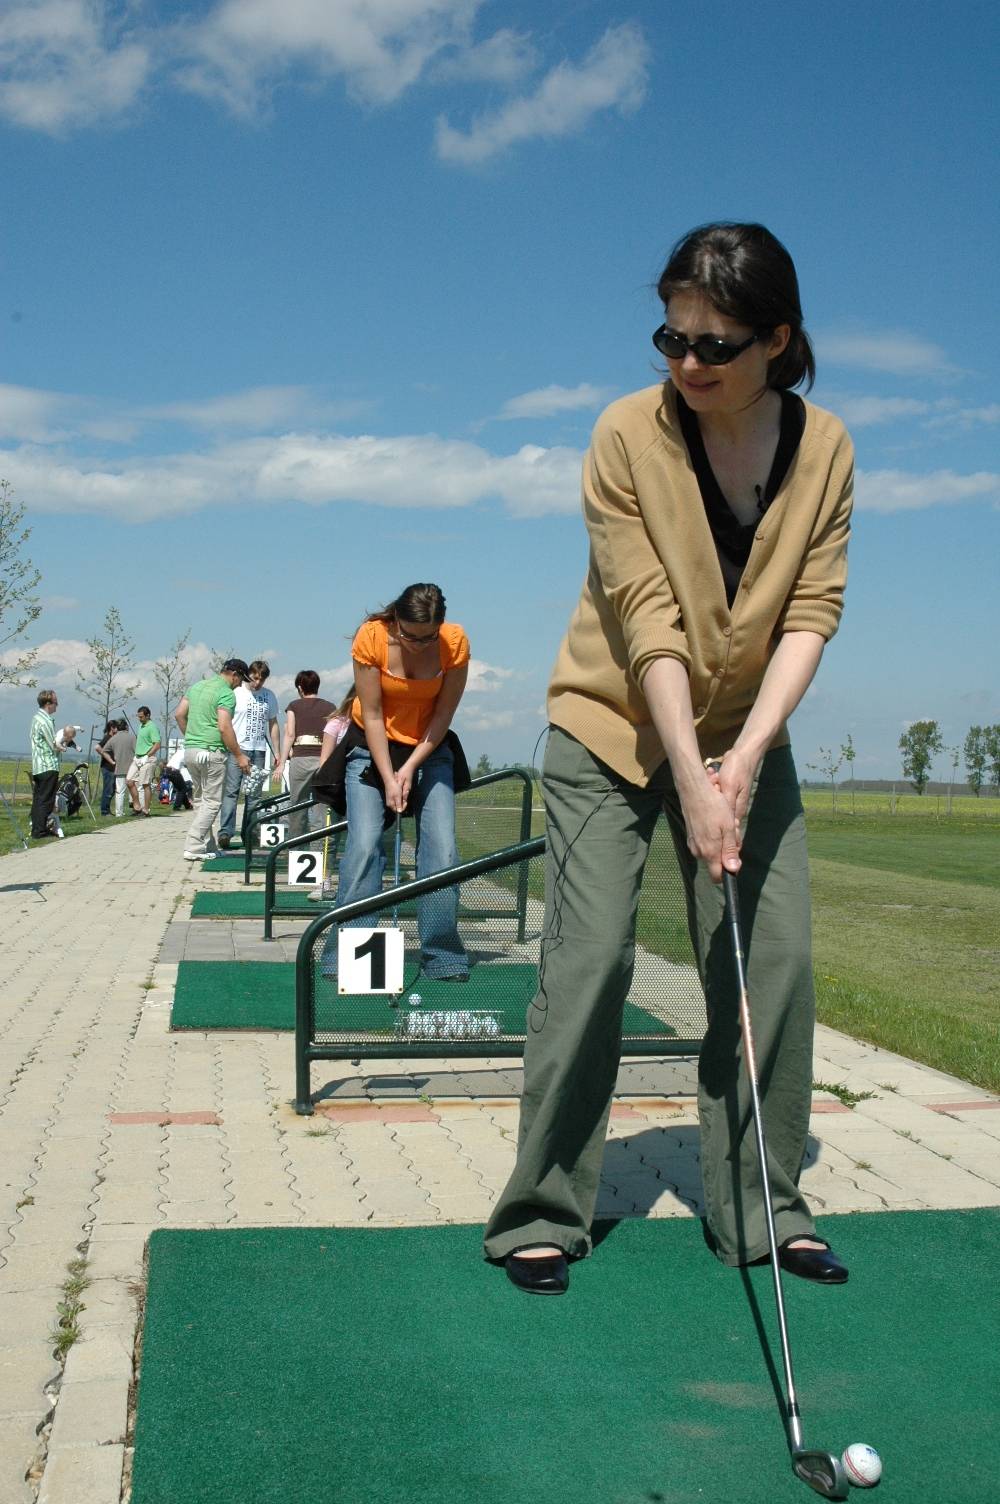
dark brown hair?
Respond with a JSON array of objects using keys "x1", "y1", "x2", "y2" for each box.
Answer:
[
  {"x1": 656, "y1": 222, "x2": 815, "y2": 391},
  {"x1": 367, "y1": 583, "x2": 447, "y2": 628},
  {"x1": 294, "y1": 670, "x2": 321, "y2": 695}
]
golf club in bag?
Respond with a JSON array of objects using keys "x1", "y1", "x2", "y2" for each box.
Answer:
[{"x1": 721, "y1": 868, "x2": 850, "y2": 1500}]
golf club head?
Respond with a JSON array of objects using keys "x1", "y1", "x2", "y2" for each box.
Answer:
[{"x1": 792, "y1": 1450, "x2": 849, "y2": 1500}]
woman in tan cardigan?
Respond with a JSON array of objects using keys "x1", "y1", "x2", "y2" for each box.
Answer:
[{"x1": 485, "y1": 223, "x2": 855, "y2": 1296}]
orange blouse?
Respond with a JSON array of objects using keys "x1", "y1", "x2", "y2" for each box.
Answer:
[{"x1": 350, "y1": 619, "x2": 470, "y2": 746}]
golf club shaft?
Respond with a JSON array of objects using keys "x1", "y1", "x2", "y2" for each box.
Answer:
[
  {"x1": 722, "y1": 869, "x2": 803, "y2": 1452},
  {"x1": 0, "y1": 785, "x2": 30, "y2": 849},
  {"x1": 391, "y1": 810, "x2": 402, "y2": 925}
]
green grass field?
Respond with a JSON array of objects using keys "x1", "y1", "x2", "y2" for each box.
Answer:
[
  {"x1": 456, "y1": 790, "x2": 1000, "y2": 1094},
  {"x1": 807, "y1": 815, "x2": 998, "y2": 1090}
]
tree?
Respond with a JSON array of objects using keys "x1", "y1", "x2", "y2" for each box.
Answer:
[
  {"x1": 899, "y1": 719, "x2": 943, "y2": 795},
  {"x1": 806, "y1": 745, "x2": 843, "y2": 810},
  {"x1": 946, "y1": 744, "x2": 960, "y2": 815},
  {"x1": 76, "y1": 606, "x2": 139, "y2": 726},
  {"x1": 964, "y1": 726, "x2": 987, "y2": 798},
  {"x1": 0, "y1": 479, "x2": 41, "y2": 686},
  {"x1": 984, "y1": 725, "x2": 1000, "y2": 797},
  {"x1": 840, "y1": 733, "x2": 856, "y2": 814},
  {"x1": 473, "y1": 753, "x2": 494, "y2": 778},
  {"x1": 207, "y1": 645, "x2": 238, "y2": 673},
  {"x1": 153, "y1": 629, "x2": 192, "y2": 741}
]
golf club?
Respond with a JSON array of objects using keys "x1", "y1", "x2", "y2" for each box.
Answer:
[
  {"x1": 0, "y1": 784, "x2": 30, "y2": 850},
  {"x1": 390, "y1": 809, "x2": 402, "y2": 925},
  {"x1": 721, "y1": 868, "x2": 849, "y2": 1500}
]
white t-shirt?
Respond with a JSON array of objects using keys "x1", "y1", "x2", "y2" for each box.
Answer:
[
  {"x1": 231, "y1": 685, "x2": 278, "y2": 751},
  {"x1": 167, "y1": 746, "x2": 193, "y2": 783}
]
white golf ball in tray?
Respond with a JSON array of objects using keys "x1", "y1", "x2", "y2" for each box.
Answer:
[
  {"x1": 842, "y1": 1443, "x2": 882, "y2": 1487},
  {"x1": 395, "y1": 1009, "x2": 501, "y2": 1041}
]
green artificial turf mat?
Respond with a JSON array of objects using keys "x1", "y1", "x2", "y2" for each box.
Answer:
[
  {"x1": 132, "y1": 1210, "x2": 1000, "y2": 1504},
  {"x1": 190, "y1": 890, "x2": 483, "y2": 919},
  {"x1": 200, "y1": 854, "x2": 249, "y2": 873},
  {"x1": 170, "y1": 960, "x2": 675, "y2": 1037},
  {"x1": 316, "y1": 962, "x2": 674, "y2": 1039},
  {"x1": 191, "y1": 890, "x2": 302, "y2": 916},
  {"x1": 171, "y1": 961, "x2": 293, "y2": 1030}
]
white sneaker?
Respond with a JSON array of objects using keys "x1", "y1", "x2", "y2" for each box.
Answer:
[{"x1": 183, "y1": 851, "x2": 215, "y2": 861}]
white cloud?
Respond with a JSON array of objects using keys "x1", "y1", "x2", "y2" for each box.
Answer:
[
  {"x1": 142, "y1": 387, "x2": 374, "y2": 431},
  {"x1": 40, "y1": 595, "x2": 79, "y2": 610},
  {"x1": 466, "y1": 659, "x2": 514, "y2": 693},
  {"x1": 0, "y1": 382, "x2": 373, "y2": 444},
  {"x1": 0, "y1": 384, "x2": 139, "y2": 444},
  {"x1": 0, "y1": 431, "x2": 584, "y2": 521},
  {"x1": 0, "y1": 0, "x2": 149, "y2": 132},
  {"x1": 926, "y1": 403, "x2": 1000, "y2": 431},
  {"x1": 435, "y1": 22, "x2": 648, "y2": 164},
  {"x1": 176, "y1": 0, "x2": 482, "y2": 113},
  {"x1": 832, "y1": 395, "x2": 931, "y2": 428},
  {"x1": 11, "y1": 427, "x2": 1000, "y2": 525},
  {"x1": 817, "y1": 330, "x2": 956, "y2": 377},
  {"x1": 0, "y1": 385, "x2": 72, "y2": 443},
  {"x1": 265, "y1": 662, "x2": 355, "y2": 704},
  {"x1": 9, "y1": 636, "x2": 91, "y2": 687},
  {"x1": 458, "y1": 707, "x2": 515, "y2": 733},
  {"x1": 855, "y1": 468, "x2": 1000, "y2": 513},
  {"x1": 498, "y1": 383, "x2": 613, "y2": 420},
  {"x1": 431, "y1": 28, "x2": 536, "y2": 84}
]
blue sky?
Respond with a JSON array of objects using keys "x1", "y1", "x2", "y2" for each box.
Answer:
[{"x1": 1, "y1": 0, "x2": 997, "y2": 780}]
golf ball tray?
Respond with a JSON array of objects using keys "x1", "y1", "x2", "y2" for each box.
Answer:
[{"x1": 394, "y1": 1008, "x2": 502, "y2": 1041}]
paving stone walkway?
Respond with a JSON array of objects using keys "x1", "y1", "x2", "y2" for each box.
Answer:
[{"x1": 2, "y1": 816, "x2": 998, "y2": 1503}]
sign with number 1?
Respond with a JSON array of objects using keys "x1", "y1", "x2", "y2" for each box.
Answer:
[{"x1": 338, "y1": 927, "x2": 404, "y2": 994}]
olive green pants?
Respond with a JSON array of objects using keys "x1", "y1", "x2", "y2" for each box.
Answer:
[{"x1": 483, "y1": 728, "x2": 817, "y2": 1267}]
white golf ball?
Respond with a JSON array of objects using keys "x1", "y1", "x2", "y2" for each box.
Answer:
[
  {"x1": 407, "y1": 992, "x2": 423, "y2": 1007},
  {"x1": 842, "y1": 1443, "x2": 882, "y2": 1487}
]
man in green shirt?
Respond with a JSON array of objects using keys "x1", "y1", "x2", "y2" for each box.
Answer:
[
  {"x1": 174, "y1": 659, "x2": 251, "y2": 859},
  {"x1": 29, "y1": 689, "x2": 61, "y2": 839},
  {"x1": 127, "y1": 706, "x2": 162, "y2": 816}
]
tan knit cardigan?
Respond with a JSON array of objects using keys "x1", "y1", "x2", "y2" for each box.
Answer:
[{"x1": 548, "y1": 382, "x2": 854, "y2": 784}]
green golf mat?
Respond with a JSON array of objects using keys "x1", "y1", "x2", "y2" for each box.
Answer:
[
  {"x1": 190, "y1": 890, "x2": 483, "y2": 919},
  {"x1": 200, "y1": 854, "x2": 250, "y2": 873},
  {"x1": 191, "y1": 890, "x2": 317, "y2": 916},
  {"x1": 170, "y1": 960, "x2": 675, "y2": 1036},
  {"x1": 131, "y1": 1210, "x2": 1000, "y2": 1504}
]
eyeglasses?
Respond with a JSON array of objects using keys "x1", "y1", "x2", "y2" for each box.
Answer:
[
  {"x1": 395, "y1": 620, "x2": 440, "y2": 647},
  {"x1": 652, "y1": 324, "x2": 759, "y2": 366}
]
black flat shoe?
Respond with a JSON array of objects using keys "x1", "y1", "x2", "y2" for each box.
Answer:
[
  {"x1": 778, "y1": 1239, "x2": 849, "y2": 1284},
  {"x1": 505, "y1": 1248, "x2": 569, "y2": 1296}
]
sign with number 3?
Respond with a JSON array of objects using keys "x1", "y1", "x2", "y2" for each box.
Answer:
[{"x1": 338, "y1": 927, "x2": 404, "y2": 994}]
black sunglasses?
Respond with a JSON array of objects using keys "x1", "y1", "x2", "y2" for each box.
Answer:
[
  {"x1": 395, "y1": 620, "x2": 440, "y2": 646},
  {"x1": 652, "y1": 324, "x2": 759, "y2": 367}
]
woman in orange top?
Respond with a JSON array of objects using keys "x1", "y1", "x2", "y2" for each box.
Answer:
[{"x1": 327, "y1": 582, "x2": 471, "y2": 980}]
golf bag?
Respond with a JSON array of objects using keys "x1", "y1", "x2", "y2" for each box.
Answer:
[{"x1": 55, "y1": 768, "x2": 84, "y2": 818}]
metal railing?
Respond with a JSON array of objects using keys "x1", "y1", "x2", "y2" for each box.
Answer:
[
  {"x1": 260, "y1": 765, "x2": 537, "y2": 938},
  {"x1": 241, "y1": 792, "x2": 319, "y2": 883},
  {"x1": 293, "y1": 831, "x2": 705, "y2": 1114}
]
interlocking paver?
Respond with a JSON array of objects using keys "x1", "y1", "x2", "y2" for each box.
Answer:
[{"x1": 1, "y1": 816, "x2": 998, "y2": 1504}]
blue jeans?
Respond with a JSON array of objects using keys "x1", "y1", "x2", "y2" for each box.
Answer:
[
  {"x1": 100, "y1": 767, "x2": 115, "y2": 816},
  {"x1": 322, "y1": 743, "x2": 467, "y2": 979},
  {"x1": 218, "y1": 749, "x2": 266, "y2": 841}
]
